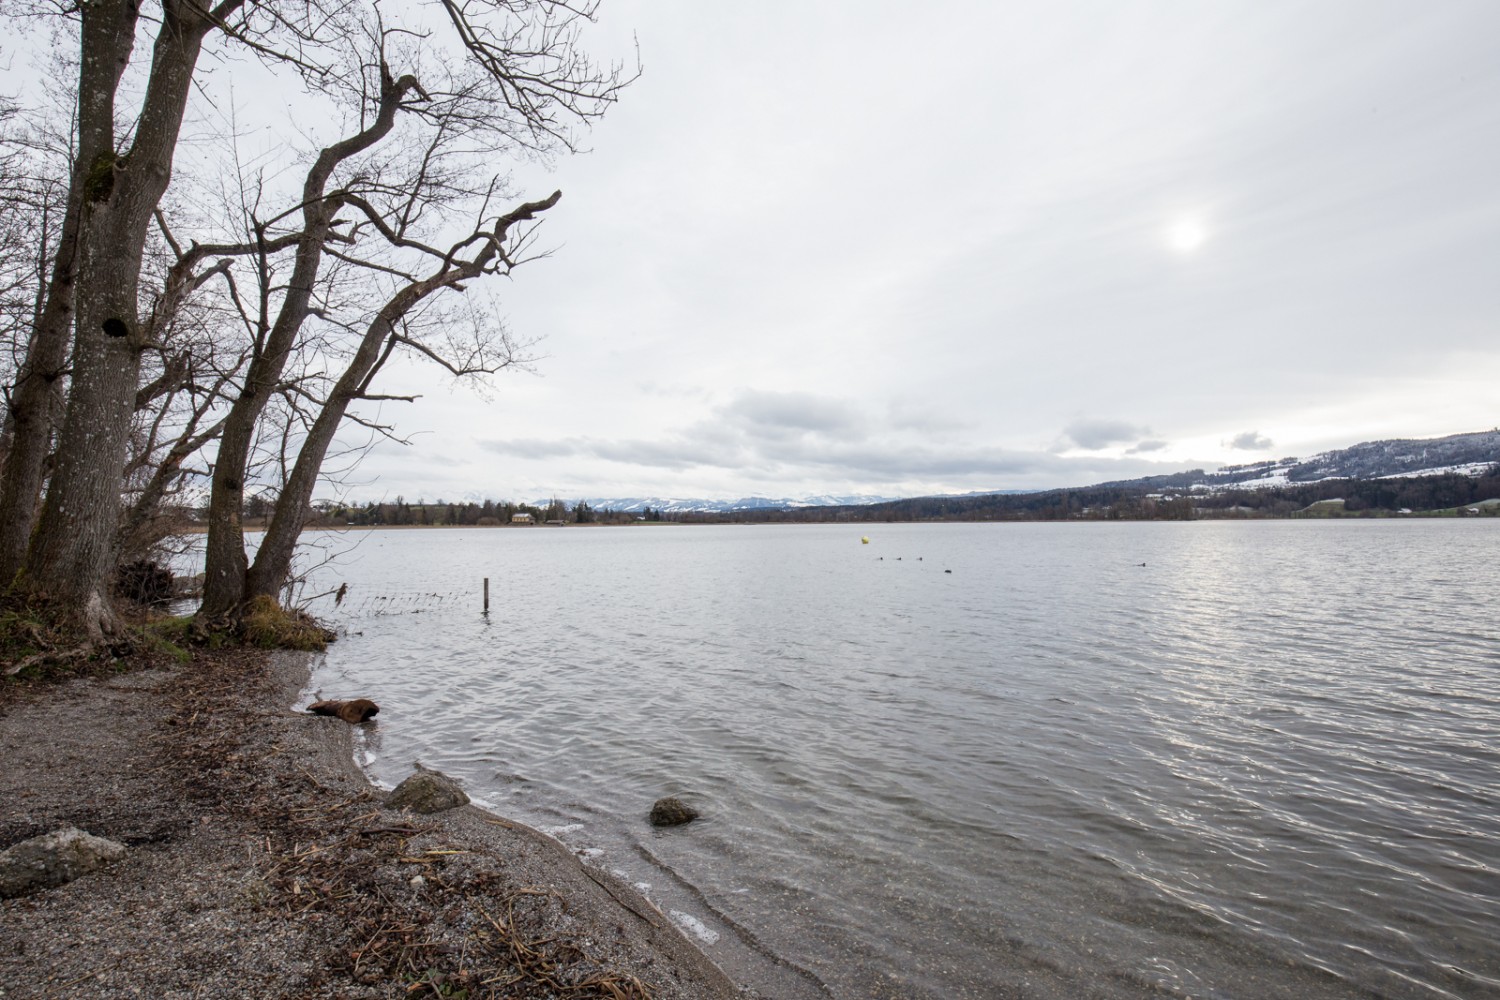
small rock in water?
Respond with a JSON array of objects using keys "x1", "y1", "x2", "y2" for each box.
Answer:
[
  {"x1": 386, "y1": 769, "x2": 469, "y2": 814},
  {"x1": 307, "y1": 698, "x2": 380, "y2": 723},
  {"x1": 650, "y1": 796, "x2": 700, "y2": 827},
  {"x1": 0, "y1": 827, "x2": 127, "y2": 898}
]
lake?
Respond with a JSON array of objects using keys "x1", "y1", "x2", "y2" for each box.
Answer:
[{"x1": 296, "y1": 520, "x2": 1500, "y2": 999}]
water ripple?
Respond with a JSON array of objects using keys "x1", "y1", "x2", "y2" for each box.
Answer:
[{"x1": 307, "y1": 520, "x2": 1500, "y2": 999}]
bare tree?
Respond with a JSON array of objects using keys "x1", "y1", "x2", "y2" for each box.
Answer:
[
  {"x1": 197, "y1": 63, "x2": 429, "y2": 617},
  {"x1": 19, "y1": 0, "x2": 250, "y2": 639},
  {"x1": 117, "y1": 237, "x2": 248, "y2": 564},
  {"x1": 0, "y1": 0, "x2": 629, "y2": 643},
  {"x1": 0, "y1": 99, "x2": 80, "y2": 587},
  {"x1": 197, "y1": 6, "x2": 628, "y2": 620},
  {"x1": 245, "y1": 189, "x2": 556, "y2": 602}
]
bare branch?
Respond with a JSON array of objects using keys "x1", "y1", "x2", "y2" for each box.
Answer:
[{"x1": 353, "y1": 392, "x2": 419, "y2": 402}]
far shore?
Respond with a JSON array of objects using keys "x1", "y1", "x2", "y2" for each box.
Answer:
[
  {"x1": 181, "y1": 520, "x2": 680, "y2": 533},
  {"x1": 169, "y1": 513, "x2": 1500, "y2": 536}
]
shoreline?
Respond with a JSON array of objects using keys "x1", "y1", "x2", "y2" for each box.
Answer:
[
  {"x1": 175, "y1": 515, "x2": 1500, "y2": 538},
  {"x1": 300, "y1": 658, "x2": 831, "y2": 1000},
  {"x1": 0, "y1": 648, "x2": 769, "y2": 999}
]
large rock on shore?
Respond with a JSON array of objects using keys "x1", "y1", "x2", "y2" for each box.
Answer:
[
  {"x1": 0, "y1": 827, "x2": 127, "y2": 898},
  {"x1": 386, "y1": 768, "x2": 469, "y2": 814}
]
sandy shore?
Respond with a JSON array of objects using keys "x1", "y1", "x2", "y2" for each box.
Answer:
[{"x1": 0, "y1": 649, "x2": 763, "y2": 999}]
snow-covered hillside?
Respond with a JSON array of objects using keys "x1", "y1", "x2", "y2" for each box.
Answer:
[
  {"x1": 1222, "y1": 430, "x2": 1500, "y2": 485},
  {"x1": 1093, "y1": 430, "x2": 1500, "y2": 494}
]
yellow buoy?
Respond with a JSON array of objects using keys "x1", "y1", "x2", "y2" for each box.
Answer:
[{"x1": 861, "y1": 536, "x2": 870, "y2": 544}]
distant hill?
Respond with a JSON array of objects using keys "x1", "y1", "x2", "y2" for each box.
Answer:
[
  {"x1": 1095, "y1": 429, "x2": 1500, "y2": 493},
  {"x1": 663, "y1": 430, "x2": 1500, "y2": 522},
  {"x1": 1278, "y1": 429, "x2": 1500, "y2": 481},
  {"x1": 522, "y1": 430, "x2": 1500, "y2": 520}
]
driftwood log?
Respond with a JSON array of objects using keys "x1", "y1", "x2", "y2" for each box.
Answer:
[{"x1": 306, "y1": 698, "x2": 380, "y2": 724}]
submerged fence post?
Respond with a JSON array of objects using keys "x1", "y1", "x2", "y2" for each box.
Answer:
[{"x1": 483, "y1": 577, "x2": 490, "y2": 614}]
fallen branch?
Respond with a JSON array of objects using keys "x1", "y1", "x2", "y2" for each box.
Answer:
[
  {"x1": 355, "y1": 825, "x2": 427, "y2": 837},
  {"x1": 5, "y1": 645, "x2": 90, "y2": 676}
]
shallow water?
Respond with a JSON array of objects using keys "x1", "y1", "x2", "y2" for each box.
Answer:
[{"x1": 300, "y1": 520, "x2": 1500, "y2": 999}]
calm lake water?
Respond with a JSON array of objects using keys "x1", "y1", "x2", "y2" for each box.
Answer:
[{"x1": 295, "y1": 520, "x2": 1499, "y2": 999}]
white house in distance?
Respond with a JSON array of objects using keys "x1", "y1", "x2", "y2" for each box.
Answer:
[{"x1": 511, "y1": 512, "x2": 534, "y2": 524}]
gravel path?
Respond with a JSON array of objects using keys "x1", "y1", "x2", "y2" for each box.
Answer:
[{"x1": 0, "y1": 649, "x2": 750, "y2": 1000}]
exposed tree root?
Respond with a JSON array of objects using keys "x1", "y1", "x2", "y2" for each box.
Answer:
[
  {"x1": 0, "y1": 596, "x2": 178, "y2": 692},
  {"x1": 184, "y1": 597, "x2": 336, "y2": 653}
]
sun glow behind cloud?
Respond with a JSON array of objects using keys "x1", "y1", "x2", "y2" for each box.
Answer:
[{"x1": 1164, "y1": 215, "x2": 1210, "y2": 254}]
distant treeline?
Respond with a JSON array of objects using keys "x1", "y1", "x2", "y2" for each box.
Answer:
[
  {"x1": 228, "y1": 469, "x2": 1500, "y2": 529},
  {"x1": 670, "y1": 469, "x2": 1500, "y2": 524},
  {"x1": 281, "y1": 496, "x2": 669, "y2": 526}
]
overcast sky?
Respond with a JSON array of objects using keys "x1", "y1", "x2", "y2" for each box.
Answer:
[{"x1": 269, "y1": 2, "x2": 1500, "y2": 501}]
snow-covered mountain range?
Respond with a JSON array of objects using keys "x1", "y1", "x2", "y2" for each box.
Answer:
[{"x1": 547, "y1": 493, "x2": 904, "y2": 514}]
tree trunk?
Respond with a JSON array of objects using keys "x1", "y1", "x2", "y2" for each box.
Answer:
[
  {"x1": 0, "y1": 183, "x2": 82, "y2": 587},
  {"x1": 244, "y1": 319, "x2": 398, "y2": 604},
  {"x1": 24, "y1": 250, "x2": 144, "y2": 631}
]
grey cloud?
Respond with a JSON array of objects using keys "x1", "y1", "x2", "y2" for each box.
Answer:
[
  {"x1": 1127, "y1": 439, "x2": 1170, "y2": 454},
  {"x1": 1063, "y1": 419, "x2": 1152, "y2": 451},
  {"x1": 1228, "y1": 431, "x2": 1274, "y2": 450},
  {"x1": 783, "y1": 440, "x2": 1193, "y2": 487},
  {"x1": 480, "y1": 438, "x2": 586, "y2": 460},
  {"x1": 725, "y1": 390, "x2": 859, "y2": 435},
  {"x1": 482, "y1": 426, "x2": 1193, "y2": 494},
  {"x1": 884, "y1": 399, "x2": 972, "y2": 434},
  {"x1": 636, "y1": 380, "x2": 711, "y2": 401},
  {"x1": 482, "y1": 433, "x2": 745, "y2": 472},
  {"x1": 803, "y1": 445, "x2": 1065, "y2": 481},
  {"x1": 590, "y1": 436, "x2": 746, "y2": 470}
]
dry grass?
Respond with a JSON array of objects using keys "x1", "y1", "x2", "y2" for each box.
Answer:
[{"x1": 238, "y1": 594, "x2": 337, "y2": 651}]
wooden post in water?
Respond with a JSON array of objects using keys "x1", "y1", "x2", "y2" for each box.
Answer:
[{"x1": 483, "y1": 577, "x2": 490, "y2": 615}]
